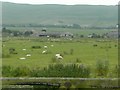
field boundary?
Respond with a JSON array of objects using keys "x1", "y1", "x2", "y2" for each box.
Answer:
[{"x1": 1, "y1": 77, "x2": 119, "y2": 80}]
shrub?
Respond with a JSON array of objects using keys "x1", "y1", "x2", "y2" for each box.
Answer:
[
  {"x1": 2, "y1": 53, "x2": 10, "y2": 58},
  {"x1": 11, "y1": 66, "x2": 30, "y2": 77},
  {"x1": 95, "y1": 60, "x2": 109, "y2": 77},
  {"x1": 70, "y1": 49, "x2": 74, "y2": 55},
  {"x1": 2, "y1": 66, "x2": 13, "y2": 77},
  {"x1": 76, "y1": 58, "x2": 81, "y2": 63},
  {"x1": 30, "y1": 64, "x2": 90, "y2": 77},
  {"x1": 3, "y1": 64, "x2": 91, "y2": 78},
  {"x1": 112, "y1": 65, "x2": 120, "y2": 77},
  {"x1": 32, "y1": 46, "x2": 41, "y2": 49},
  {"x1": 2, "y1": 66, "x2": 30, "y2": 77},
  {"x1": 64, "y1": 82, "x2": 72, "y2": 88},
  {"x1": 9, "y1": 48, "x2": 16, "y2": 54}
]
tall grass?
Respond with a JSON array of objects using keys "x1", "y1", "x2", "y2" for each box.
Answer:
[
  {"x1": 2, "y1": 64, "x2": 91, "y2": 77},
  {"x1": 95, "y1": 60, "x2": 109, "y2": 77},
  {"x1": 2, "y1": 62, "x2": 118, "y2": 78},
  {"x1": 30, "y1": 64, "x2": 91, "y2": 77}
]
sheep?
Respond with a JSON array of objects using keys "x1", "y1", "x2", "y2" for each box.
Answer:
[
  {"x1": 26, "y1": 54, "x2": 31, "y2": 57},
  {"x1": 47, "y1": 35, "x2": 50, "y2": 38},
  {"x1": 51, "y1": 45, "x2": 54, "y2": 47},
  {"x1": 44, "y1": 46, "x2": 47, "y2": 49},
  {"x1": 22, "y1": 49, "x2": 26, "y2": 51},
  {"x1": 55, "y1": 54, "x2": 63, "y2": 59},
  {"x1": 56, "y1": 55, "x2": 63, "y2": 59},
  {"x1": 19, "y1": 57, "x2": 26, "y2": 60},
  {"x1": 42, "y1": 50, "x2": 47, "y2": 54},
  {"x1": 55, "y1": 54, "x2": 60, "y2": 57}
]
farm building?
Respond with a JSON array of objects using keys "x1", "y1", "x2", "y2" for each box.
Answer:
[
  {"x1": 107, "y1": 30, "x2": 119, "y2": 38},
  {"x1": 32, "y1": 31, "x2": 73, "y2": 38}
]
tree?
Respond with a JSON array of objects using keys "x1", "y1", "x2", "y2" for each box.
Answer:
[
  {"x1": 72, "y1": 24, "x2": 81, "y2": 29},
  {"x1": 24, "y1": 31, "x2": 33, "y2": 36}
]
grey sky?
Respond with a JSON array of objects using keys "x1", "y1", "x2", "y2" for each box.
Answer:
[{"x1": 2, "y1": 0, "x2": 119, "y2": 5}]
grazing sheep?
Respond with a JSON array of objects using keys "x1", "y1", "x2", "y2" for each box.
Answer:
[
  {"x1": 22, "y1": 49, "x2": 26, "y2": 51},
  {"x1": 51, "y1": 45, "x2": 54, "y2": 47},
  {"x1": 56, "y1": 55, "x2": 63, "y2": 59},
  {"x1": 42, "y1": 50, "x2": 47, "y2": 54},
  {"x1": 44, "y1": 46, "x2": 47, "y2": 49},
  {"x1": 55, "y1": 54, "x2": 63, "y2": 59},
  {"x1": 47, "y1": 35, "x2": 50, "y2": 38},
  {"x1": 26, "y1": 54, "x2": 31, "y2": 57},
  {"x1": 55, "y1": 54, "x2": 60, "y2": 57},
  {"x1": 19, "y1": 57, "x2": 26, "y2": 60}
]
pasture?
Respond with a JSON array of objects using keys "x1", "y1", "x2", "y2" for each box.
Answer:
[{"x1": 2, "y1": 36, "x2": 118, "y2": 77}]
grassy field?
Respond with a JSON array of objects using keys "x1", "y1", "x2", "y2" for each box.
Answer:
[
  {"x1": 2, "y1": 2, "x2": 118, "y2": 88},
  {"x1": 2, "y1": 37, "x2": 118, "y2": 77}
]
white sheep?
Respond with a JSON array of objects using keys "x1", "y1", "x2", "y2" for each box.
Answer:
[
  {"x1": 55, "y1": 54, "x2": 63, "y2": 59},
  {"x1": 22, "y1": 49, "x2": 26, "y2": 51},
  {"x1": 19, "y1": 57, "x2": 26, "y2": 60},
  {"x1": 42, "y1": 50, "x2": 47, "y2": 54},
  {"x1": 51, "y1": 45, "x2": 54, "y2": 47},
  {"x1": 56, "y1": 55, "x2": 63, "y2": 59},
  {"x1": 44, "y1": 46, "x2": 47, "y2": 49},
  {"x1": 26, "y1": 54, "x2": 31, "y2": 57},
  {"x1": 47, "y1": 35, "x2": 50, "y2": 38},
  {"x1": 55, "y1": 54, "x2": 60, "y2": 57}
]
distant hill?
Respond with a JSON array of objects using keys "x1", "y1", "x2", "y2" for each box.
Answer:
[{"x1": 2, "y1": 2, "x2": 118, "y2": 26}]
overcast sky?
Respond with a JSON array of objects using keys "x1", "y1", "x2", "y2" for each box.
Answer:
[{"x1": 2, "y1": 0, "x2": 120, "y2": 5}]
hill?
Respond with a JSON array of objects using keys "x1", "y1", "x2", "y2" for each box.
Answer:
[{"x1": 2, "y1": 2, "x2": 118, "y2": 26}]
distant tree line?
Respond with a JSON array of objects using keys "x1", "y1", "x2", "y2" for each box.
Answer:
[
  {"x1": 2, "y1": 24, "x2": 117, "y2": 29},
  {"x1": 2, "y1": 27, "x2": 114, "y2": 39},
  {"x1": 2, "y1": 27, "x2": 33, "y2": 37}
]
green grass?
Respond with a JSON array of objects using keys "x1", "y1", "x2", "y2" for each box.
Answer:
[{"x1": 2, "y1": 37, "x2": 118, "y2": 72}]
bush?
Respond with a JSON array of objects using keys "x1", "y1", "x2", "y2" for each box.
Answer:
[
  {"x1": 9, "y1": 48, "x2": 17, "y2": 54},
  {"x1": 2, "y1": 66, "x2": 30, "y2": 77},
  {"x1": 70, "y1": 49, "x2": 74, "y2": 55},
  {"x1": 2, "y1": 53, "x2": 10, "y2": 58},
  {"x1": 30, "y1": 64, "x2": 91, "y2": 77},
  {"x1": 11, "y1": 66, "x2": 31, "y2": 77},
  {"x1": 112, "y1": 65, "x2": 120, "y2": 77},
  {"x1": 2, "y1": 66, "x2": 13, "y2": 77},
  {"x1": 76, "y1": 58, "x2": 81, "y2": 63},
  {"x1": 95, "y1": 60, "x2": 109, "y2": 77},
  {"x1": 32, "y1": 46, "x2": 41, "y2": 49},
  {"x1": 3, "y1": 64, "x2": 91, "y2": 78}
]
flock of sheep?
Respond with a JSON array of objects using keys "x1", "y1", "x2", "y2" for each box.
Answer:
[{"x1": 19, "y1": 44, "x2": 63, "y2": 60}]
